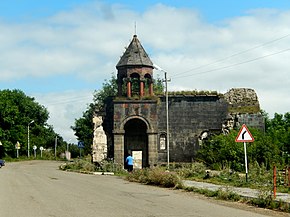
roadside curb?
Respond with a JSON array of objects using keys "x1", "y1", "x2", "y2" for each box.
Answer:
[{"x1": 64, "y1": 169, "x2": 114, "y2": 176}]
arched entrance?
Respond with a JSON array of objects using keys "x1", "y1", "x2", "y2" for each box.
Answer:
[{"x1": 124, "y1": 118, "x2": 148, "y2": 168}]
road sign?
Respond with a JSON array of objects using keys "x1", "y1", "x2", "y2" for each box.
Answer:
[
  {"x1": 235, "y1": 124, "x2": 254, "y2": 142},
  {"x1": 235, "y1": 124, "x2": 254, "y2": 182},
  {"x1": 15, "y1": 141, "x2": 21, "y2": 149},
  {"x1": 78, "y1": 141, "x2": 84, "y2": 148},
  {"x1": 33, "y1": 145, "x2": 37, "y2": 150}
]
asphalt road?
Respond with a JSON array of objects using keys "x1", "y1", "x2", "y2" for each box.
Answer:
[{"x1": 0, "y1": 161, "x2": 285, "y2": 217}]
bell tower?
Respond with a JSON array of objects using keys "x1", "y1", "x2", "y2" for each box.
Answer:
[
  {"x1": 112, "y1": 35, "x2": 158, "y2": 168},
  {"x1": 116, "y1": 35, "x2": 154, "y2": 98}
]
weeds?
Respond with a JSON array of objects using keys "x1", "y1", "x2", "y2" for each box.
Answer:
[
  {"x1": 60, "y1": 159, "x2": 96, "y2": 172},
  {"x1": 126, "y1": 168, "x2": 183, "y2": 189},
  {"x1": 184, "y1": 186, "x2": 241, "y2": 201}
]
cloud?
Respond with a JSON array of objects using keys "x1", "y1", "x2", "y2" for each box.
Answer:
[
  {"x1": 33, "y1": 90, "x2": 93, "y2": 143},
  {"x1": 1, "y1": 2, "x2": 290, "y2": 141}
]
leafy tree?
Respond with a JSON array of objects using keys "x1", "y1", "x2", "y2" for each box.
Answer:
[
  {"x1": 93, "y1": 74, "x2": 118, "y2": 113},
  {"x1": 71, "y1": 103, "x2": 96, "y2": 155},
  {"x1": 0, "y1": 89, "x2": 62, "y2": 157},
  {"x1": 71, "y1": 75, "x2": 118, "y2": 155},
  {"x1": 197, "y1": 112, "x2": 290, "y2": 171},
  {"x1": 197, "y1": 130, "x2": 245, "y2": 171},
  {"x1": 265, "y1": 112, "x2": 290, "y2": 164}
]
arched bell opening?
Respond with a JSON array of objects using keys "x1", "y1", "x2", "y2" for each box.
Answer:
[
  {"x1": 144, "y1": 73, "x2": 153, "y2": 96},
  {"x1": 130, "y1": 73, "x2": 140, "y2": 97}
]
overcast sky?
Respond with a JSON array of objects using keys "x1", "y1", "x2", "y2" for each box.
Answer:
[{"x1": 1, "y1": 0, "x2": 290, "y2": 143}]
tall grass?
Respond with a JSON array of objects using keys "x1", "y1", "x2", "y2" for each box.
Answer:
[{"x1": 126, "y1": 168, "x2": 183, "y2": 189}]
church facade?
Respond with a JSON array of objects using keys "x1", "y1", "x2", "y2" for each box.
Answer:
[{"x1": 94, "y1": 35, "x2": 264, "y2": 168}]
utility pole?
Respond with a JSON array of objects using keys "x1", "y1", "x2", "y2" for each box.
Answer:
[
  {"x1": 27, "y1": 120, "x2": 34, "y2": 158},
  {"x1": 164, "y1": 71, "x2": 171, "y2": 170},
  {"x1": 154, "y1": 64, "x2": 171, "y2": 170},
  {"x1": 55, "y1": 136, "x2": 57, "y2": 159}
]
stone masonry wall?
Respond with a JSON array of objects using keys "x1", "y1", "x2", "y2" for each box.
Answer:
[{"x1": 157, "y1": 95, "x2": 228, "y2": 163}]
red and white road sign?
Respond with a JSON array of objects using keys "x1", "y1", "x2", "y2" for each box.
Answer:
[{"x1": 235, "y1": 124, "x2": 254, "y2": 142}]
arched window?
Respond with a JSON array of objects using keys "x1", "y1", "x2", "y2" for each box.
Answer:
[{"x1": 159, "y1": 133, "x2": 166, "y2": 150}]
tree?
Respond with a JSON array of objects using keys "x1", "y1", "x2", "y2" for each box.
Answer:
[
  {"x1": 71, "y1": 103, "x2": 96, "y2": 155},
  {"x1": 93, "y1": 75, "x2": 118, "y2": 113},
  {"x1": 0, "y1": 89, "x2": 61, "y2": 157},
  {"x1": 197, "y1": 130, "x2": 245, "y2": 171},
  {"x1": 197, "y1": 112, "x2": 290, "y2": 171},
  {"x1": 265, "y1": 112, "x2": 290, "y2": 165}
]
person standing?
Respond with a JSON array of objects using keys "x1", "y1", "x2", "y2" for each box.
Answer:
[{"x1": 126, "y1": 153, "x2": 134, "y2": 172}]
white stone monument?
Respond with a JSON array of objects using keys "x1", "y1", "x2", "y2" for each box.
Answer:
[{"x1": 92, "y1": 115, "x2": 107, "y2": 163}]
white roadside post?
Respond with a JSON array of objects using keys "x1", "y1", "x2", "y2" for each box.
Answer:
[
  {"x1": 40, "y1": 146, "x2": 44, "y2": 158},
  {"x1": 33, "y1": 145, "x2": 37, "y2": 158},
  {"x1": 235, "y1": 124, "x2": 255, "y2": 182},
  {"x1": 15, "y1": 141, "x2": 21, "y2": 158}
]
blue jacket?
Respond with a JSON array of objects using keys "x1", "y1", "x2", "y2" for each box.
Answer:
[{"x1": 126, "y1": 156, "x2": 134, "y2": 166}]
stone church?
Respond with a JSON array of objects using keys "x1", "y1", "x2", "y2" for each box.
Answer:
[{"x1": 92, "y1": 35, "x2": 264, "y2": 168}]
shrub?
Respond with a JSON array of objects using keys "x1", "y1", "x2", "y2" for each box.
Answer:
[
  {"x1": 184, "y1": 186, "x2": 240, "y2": 201},
  {"x1": 126, "y1": 168, "x2": 183, "y2": 189},
  {"x1": 175, "y1": 162, "x2": 206, "y2": 179},
  {"x1": 249, "y1": 162, "x2": 272, "y2": 186},
  {"x1": 60, "y1": 159, "x2": 96, "y2": 172},
  {"x1": 216, "y1": 188, "x2": 241, "y2": 201}
]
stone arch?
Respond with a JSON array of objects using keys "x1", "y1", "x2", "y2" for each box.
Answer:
[
  {"x1": 120, "y1": 115, "x2": 152, "y2": 132},
  {"x1": 123, "y1": 117, "x2": 149, "y2": 168}
]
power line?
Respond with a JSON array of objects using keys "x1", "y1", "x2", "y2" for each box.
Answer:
[
  {"x1": 36, "y1": 94, "x2": 93, "y2": 106},
  {"x1": 174, "y1": 48, "x2": 290, "y2": 79},
  {"x1": 171, "y1": 33, "x2": 290, "y2": 78}
]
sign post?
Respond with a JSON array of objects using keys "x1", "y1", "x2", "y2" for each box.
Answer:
[
  {"x1": 78, "y1": 141, "x2": 84, "y2": 158},
  {"x1": 235, "y1": 124, "x2": 254, "y2": 182}
]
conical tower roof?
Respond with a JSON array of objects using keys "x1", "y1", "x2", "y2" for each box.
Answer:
[{"x1": 116, "y1": 35, "x2": 153, "y2": 68}]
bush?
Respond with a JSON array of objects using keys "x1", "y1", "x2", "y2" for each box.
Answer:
[
  {"x1": 175, "y1": 162, "x2": 206, "y2": 179},
  {"x1": 184, "y1": 186, "x2": 240, "y2": 201},
  {"x1": 60, "y1": 159, "x2": 96, "y2": 172},
  {"x1": 249, "y1": 162, "x2": 272, "y2": 186},
  {"x1": 126, "y1": 168, "x2": 183, "y2": 189}
]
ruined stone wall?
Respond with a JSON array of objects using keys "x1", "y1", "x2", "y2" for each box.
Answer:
[
  {"x1": 223, "y1": 88, "x2": 264, "y2": 131},
  {"x1": 224, "y1": 88, "x2": 260, "y2": 113}
]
